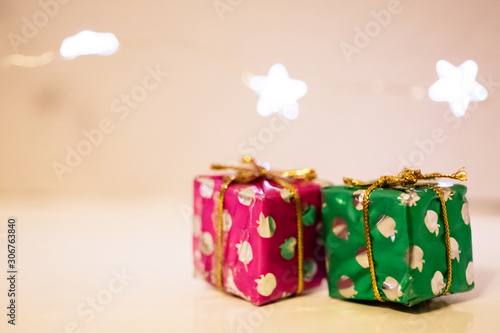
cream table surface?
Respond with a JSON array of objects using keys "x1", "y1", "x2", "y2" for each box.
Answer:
[{"x1": 0, "y1": 192, "x2": 498, "y2": 333}]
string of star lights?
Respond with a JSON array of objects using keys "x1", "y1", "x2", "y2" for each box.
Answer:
[{"x1": 244, "y1": 60, "x2": 488, "y2": 120}]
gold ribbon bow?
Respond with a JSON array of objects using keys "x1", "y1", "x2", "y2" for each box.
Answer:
[
  {"x1": 343, "y1": 167, "x2": 467, "y2": 302},
  {"x1": 211, "y1": 156, "x2": 317, "y2": 295}
]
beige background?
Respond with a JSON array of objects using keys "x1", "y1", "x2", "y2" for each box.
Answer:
[
  {"x1": 0, "y1": 0, "x2": 499, "y2": 203},
  {"x1": 1, "y1": 2, "x2": 500, "y2": 332}
]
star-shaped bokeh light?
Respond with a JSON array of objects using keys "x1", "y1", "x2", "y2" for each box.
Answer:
[
  {"x1": 428, "y1": 60, "x2": 488, "y2": 117},
  {"x1": 249, "y1": 64, "x2": 307, "y2": 120}
]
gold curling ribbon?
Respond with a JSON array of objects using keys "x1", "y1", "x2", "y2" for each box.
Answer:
[
  {"x1": 343, "y1": 167, "x2": 467, "y2": 302},
  {"x1": 211, "y1": 156, "x2": 317, "y2": 295}
]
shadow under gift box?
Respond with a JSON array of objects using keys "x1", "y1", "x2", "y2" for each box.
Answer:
[
  {"x1": 193, "y1": 174, "x2": 326, "y2": 306},
  {"x1": 321, "y1": 184, "x2": 474, "y2": 306}
]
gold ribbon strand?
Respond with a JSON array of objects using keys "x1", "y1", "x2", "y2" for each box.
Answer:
[
  {"x1": 211, "y1": 156, "x2": 317, "y2": 295},
  {"x1": 344, "y1": 167, "x2": 467, "y2": 302}
]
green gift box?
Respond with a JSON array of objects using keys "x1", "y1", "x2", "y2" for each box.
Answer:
[{"x1": 322, "y1": 169, "x2": 474, "y2": 306}]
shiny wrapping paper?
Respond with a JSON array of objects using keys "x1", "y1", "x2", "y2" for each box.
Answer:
[
  {"x1": 322, "y1": 184, "x2": 474, "y2": 306},
  {"x1": 193, "y1": 174, "x2": 326, "y2": 306}
]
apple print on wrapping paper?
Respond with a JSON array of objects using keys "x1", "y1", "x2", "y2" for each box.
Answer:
[
  {"x1": 279, "y1": 237, "x2": 297, "y2": 260},
  {"x1": 376, "y1": 215, "x2": 397, "y2": 241},
  {"x1": 382, "y1": 277, "x2": 403, "y2": 301},
  {"x1": 398, "y1": 190, "x2": 420, "y2": 207},
  {"x1": 192, "y1": 214, "x2": 201, "y2": 237},
  {"x1": 355, "y1": 247, "x2": 369, "y2": 269},
  {"x1": 425, "y1": 210, "x2": 440, "y2": 236},
  {"x1": 213, "y1": 209, "x2": 233, "y2": 233},
  {"x1": 466, "y1": 262, "x2": 474, "y2": 285},
  {"x1": 199, "y1": 232, "x2": 214, "y2": 255},
  {"x1": 337, "y1": 275, "x2": 357, "y2": 299},
  {"x1": 450, "y1": 237, "x2": 461, "y2": 262},
  {"x1": 302, "y1": 205, "x2": 316, "y2": 226},
  {"x1": 193, "y1": 250, "x2": 205, "y2": 279},
  {"x1": 280, "y1": 188, "x2": 292, "y2": 203},
  {"x1": 352, "y1": 190, "x2": 366, "y2": 210},
  {"x1": 255, "y1": 273, "x2": 277, "y2": 297},
  {"x1": 199, "y1": 178, "x2": 215, "y2": 199},
  {"x1": 462, "y1": 202, "x2": 470, "y2": 225},
  {"x1": 431, "y1": 271, "x2": 446, "y2": 295},
  {"x1": 406, "y1": 246, "x2": 425, "y2": 272},
  {"x1": 303, "y1": 259, "x2": 318, "y2": 282},
  {"x1": 224, "y1": 269, "x2": 250, "y2": 301},
  {"x1": 235, "y1": 240, "x2": 253, "y2": 268},
  {"x1": 439, "y1": 187, "x2": 455, "y2": 201},
  {"x1": 238, "y1": 187, "x2": 256, "y2": 206},
  {"x1": 257, "y1": 212, "x2": 276, "y2": 238},
  {"x1": 331, "y1": 217, "x2": 349, "y2": 241}
]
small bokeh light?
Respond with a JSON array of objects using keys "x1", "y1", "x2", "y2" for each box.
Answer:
[{"x1": 60, "y1": 30, "x2": 119, "y2": 59}]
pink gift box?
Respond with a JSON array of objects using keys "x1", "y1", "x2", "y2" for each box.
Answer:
[{"x1": 193, "y1": 174, "x2": 326, "y2": 306}]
